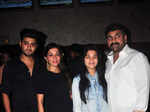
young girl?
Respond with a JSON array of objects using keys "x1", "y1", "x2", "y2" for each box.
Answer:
[
  {"x1": 34, "y1": 43, "x2": 72, "y2": 112},
  {"x1": 72, "y1": 45, "x2": 109, "y2": 112}
]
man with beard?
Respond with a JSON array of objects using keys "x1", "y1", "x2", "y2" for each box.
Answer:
[
  {"x1": 0, "y1": 28, "x2": 43, "y2": 112},
  {"x1": 104, "y1": 23, "x2": 150, "y2": 112}
]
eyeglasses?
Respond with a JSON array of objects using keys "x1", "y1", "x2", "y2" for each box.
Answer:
[{"x1": 106, "y1": 32, "x2": 123, "y2": 41}]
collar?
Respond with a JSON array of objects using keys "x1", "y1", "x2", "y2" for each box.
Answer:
[
  {"x1": 87, "y1": 71, "x2": 98, "y2": 81},
  {"x1": 107, "y1": 44, "x2": 129, "y2": 62}
]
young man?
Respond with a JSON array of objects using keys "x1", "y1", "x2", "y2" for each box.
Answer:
[
  {"x1": 1, "y1": 28, "x2": 43, "y2": 112},
  {"x1": 104, "y1": 23, "x2": 150, "y2": 112}
]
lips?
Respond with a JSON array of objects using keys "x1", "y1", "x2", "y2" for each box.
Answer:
[
  {"x1": 52, "y1": 61, "x2": 59, "y2": 64},
  {"x1": 89, "y1": 63, "x2": 95, "y2": 64},
  {"x1": 88, "y1": 63, "x2": 96, "y2": 66},
  {"x1": 26, "y1": 49, "x2": 32, "y2": 52}
]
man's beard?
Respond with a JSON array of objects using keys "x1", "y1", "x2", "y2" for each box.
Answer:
[
  {"x1": 105, "y1": 42, "x2": 126, "y2": 56},
  {"x1": 110, "y1": 42, "x2": 126, "y2": 54},
  {"x1": 110, "y1": 42, "x2": 126, "y2": 53},
  {"x1": 22, "y1": 50, "x2": 34, "y2": 57}
]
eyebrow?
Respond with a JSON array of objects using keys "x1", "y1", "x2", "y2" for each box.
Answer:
[
  {"x1": 115, "y1": 32, "x2": 122, "y2": 35},
  {"x1": 107, "y1": 32, "x2": 122, "y2": 37},
  {"x1": 23, "y1": 40, "x2": 37, "y2": 43}
]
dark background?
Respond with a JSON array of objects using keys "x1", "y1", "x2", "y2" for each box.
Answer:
[
  {"x1": 0, "y1": 1, "x2": 150, "y2": 111},
  {"x1": 0, "y1": 0, "x2": 150, "y2": 46}
]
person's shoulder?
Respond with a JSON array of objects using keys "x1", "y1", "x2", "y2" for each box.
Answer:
[
  {"x1": 127, "y1": 46, "x2": 138, "y2": 54},
  {"x1": 33, "y1": 69, "x2": 48, "y2": 83},
  {"x1": 39, "y1": 69, "x2": 49, "y2": 77},
  {"x1": 127, "y1": 46, "x2": 144, "y2": 56},
  {"x1": 73, "y1": 75, "x2": 80, "y2": 83},
  {"x1": 2, "y1": 58, "x2": 20, "y2": 77},
  {"x1": 5, "y1": 57, "x2": 20, "y2": 68},
  {"x1": 72, "y1": 75, "x2": 80, "y2": 89},
  {"x1": 73, "y1": 74, "x2": 80, "y2": 80},
  {"x1": 128, "y1": 47, "x2": 148, "y2": 61}
]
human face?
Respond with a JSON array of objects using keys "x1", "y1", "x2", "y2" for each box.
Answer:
[
  {"x1": 45, "y1": 48, "x2": 61, "y2": 68},
  {"x1": 20, "y1": 37, "x2": 37, "y2": 56},
  {"x1": 106, "y1": 30, "x2": 127, "y2": 53},
  {"x1": 84, "y1": 50, "x2": 98, "y2": 71}
]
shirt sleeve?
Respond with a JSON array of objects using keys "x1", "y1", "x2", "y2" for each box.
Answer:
[
  {"x1": 132, "y1": 53, "x2": 150, "y2": 111},
  {"x1": 72, "y1": 76, "x2": 82, "y2": 112},
  {"x1": 0, "y1": 65, "x2": 11, "y2": 94}
]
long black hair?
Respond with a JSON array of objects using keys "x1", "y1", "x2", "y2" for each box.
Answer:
[{"x1": 79, "y1": 44, "x2": 107, "y2": 104}]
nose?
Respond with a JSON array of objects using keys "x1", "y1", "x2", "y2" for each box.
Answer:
[
  {"x1": 52, "y1": 55, "x2": 57, "y2": 60},
  {"x1": 27, "y1": 43, "x2": 32, "y2": 48},
  {"x1": 112, "y1": 36, "x2": 117, "y2": 42},
  {"x1": 89, "y1": 57, "x2": 94, "y2": 62}
]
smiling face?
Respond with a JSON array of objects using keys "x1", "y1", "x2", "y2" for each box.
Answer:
[
  {"x1": 45, "y1": 48, "x2": 61, "y2": 68},
  {"x1": 20, "y1": 37, "x2": 37, "y2": 57},
  {"x1": 84, "y1": 50, "x2": 98, "y2": 71},
  {"x1": 106, "y1": 30, "x2": 127, "y2": 53}
]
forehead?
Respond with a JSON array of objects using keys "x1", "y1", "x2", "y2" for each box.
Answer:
[
  {"x1": 107, "y1": 30, "x2": 122, "y2": 36},
  {"x1": 48, "y1": 48, "x2": 59, "y2": 53},
  {"x1": 22, "y1": 37, "x2": 37, "y2": 43},
  {"x1": 86, "y1": 50, "x2": 97, "y2": 55}
]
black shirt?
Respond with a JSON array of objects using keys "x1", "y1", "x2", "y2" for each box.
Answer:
[
  {"x1": 0, "y1": 85, "x2": 4, "y2": 112},
  {"x1": 0, "y1": 57, "x2": 43, "y2": 112},
  {"x1": 34, "y1": 70, "x2": 73, "y2": 112}
]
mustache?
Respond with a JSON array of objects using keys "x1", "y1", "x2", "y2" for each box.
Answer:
[
  {"x1": 110, "y1": 42, "x2": 119, "y2": 48},
  {"x1": 104, "y1": 42, "x2": 120, "y2": 56},
  {"x1": 26, "y1": 49, "x2": 32, "y2": 51}
]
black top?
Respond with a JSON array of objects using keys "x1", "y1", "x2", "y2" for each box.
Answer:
[
  {"x1": 0, "y1": 57, "x2": 43, "y2": 112},
  {"x1": 34, "y1": 70, "x2": 73, "y2": 112}
]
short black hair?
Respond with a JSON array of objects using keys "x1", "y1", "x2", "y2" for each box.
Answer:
[
  {"x1": 20, "y1": 28, "x2": 40, "y2": 44},
  {"x1": 105, "y1": 23, "x2": 131, "y2": 39}
]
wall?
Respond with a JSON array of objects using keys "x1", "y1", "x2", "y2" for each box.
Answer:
[{"x1": 0, "y1": 0, "x2": 150, "y2": 45}]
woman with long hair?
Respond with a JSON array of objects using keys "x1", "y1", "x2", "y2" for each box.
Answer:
[
  {"x1": 34, "y1": 43, "x2": 72, "y2": 112},
  {"x1": 72, "y1": 45, "x2": 109, "y2": 112}
]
